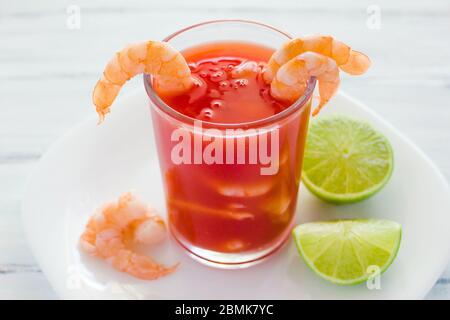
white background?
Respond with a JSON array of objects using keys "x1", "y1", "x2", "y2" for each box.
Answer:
[{"x1": 0, "y1": 0, "x2": 449, "y2": 299}]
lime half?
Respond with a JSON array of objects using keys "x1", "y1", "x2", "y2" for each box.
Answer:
[
  {"x1": 293, "y1": 219, "x2": 402, "y2": 285},
  {"x1": 302, "y1": 115, "x2": 393, "y2": 204}
]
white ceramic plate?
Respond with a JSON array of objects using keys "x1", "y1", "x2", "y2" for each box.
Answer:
[{"x1": 22, "y1": 90, "x2": 450, "y2": 299}]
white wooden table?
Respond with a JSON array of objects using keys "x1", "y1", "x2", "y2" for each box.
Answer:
[{"x1": 1, "y1": 0, "x2": 449, "y2": 299}]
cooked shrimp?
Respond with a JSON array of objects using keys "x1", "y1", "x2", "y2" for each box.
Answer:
[
  {"x1": 79, "y1": 193, "x2": 178, "y2": 280},
  {"x1": 263, "y1": 35, "x2": 370, "y2": 82},
  {"x1": 93, "y1": 41, "x2": 194, "y2": 122},
  {"x1": 270, "y1": 52, "x2": 340, "y2": 116}
]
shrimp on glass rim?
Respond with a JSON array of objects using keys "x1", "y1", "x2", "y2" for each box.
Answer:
[
  {"x1": 79, "y1": 193, "x2": 178, "y2": 280},
  {"x1": 270, "y1": 52, "x2": 341, "y2": 116},
  {"x1": 264, "y1": 35, "x2": 370, "y2": 115},
  {"x1": 92, "y1": 41, "x2": 194, "y2": 122},
  {"x1": 263, "y1": 35, "x2": 371, "y2": 82}
]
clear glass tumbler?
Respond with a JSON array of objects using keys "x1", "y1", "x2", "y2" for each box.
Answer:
[{"x1": 145, "y1": 20, "x2": 315, "y2": 268}]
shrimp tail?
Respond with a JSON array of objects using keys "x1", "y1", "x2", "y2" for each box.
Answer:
[
  {"x1": 93, "y1": 77, "x2": 121, "y2": 123},
  {"x1": 311, "y1": 77, "x2": 340, "y2": 116},
  {"x1": 339, "y1": 50, "x2": 371, "y2": 75}
]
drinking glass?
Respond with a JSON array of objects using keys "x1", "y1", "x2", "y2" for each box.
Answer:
[{"x1": 145, "y1": 20, "x2": 315, "y2": 268}]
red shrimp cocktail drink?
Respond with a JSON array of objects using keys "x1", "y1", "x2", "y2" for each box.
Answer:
[
  {"x1": 145, "y1": 21, "x2": 315, "y2": 267},
  {"x1": 92, "y1": 19, "x2": 369, "y2": 269}
]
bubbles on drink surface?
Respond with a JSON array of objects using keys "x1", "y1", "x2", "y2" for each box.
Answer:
[
  {"x1": 199, "y1": 107, "x2": 214, "y2": 120},
  {"x1": 210, "y1": 70, "x2": 227, "y2": 82},
  {"x1": 161, "y1": 57, "x2": 290, "y2": 123},
  {"x1": 210, "y1": 99, "x2": 224, "y2": 109}
]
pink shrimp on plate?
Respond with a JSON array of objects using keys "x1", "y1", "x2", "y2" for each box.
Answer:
[
  {"x1": 79, "y1": 193, "x2": 178, "y2": 280},
  {"x1": 92, "y1": 41, "x2": 194, "y2": 122},
  {"x1": 264, "y1": 35, "x2": 370, "y2": 115}
]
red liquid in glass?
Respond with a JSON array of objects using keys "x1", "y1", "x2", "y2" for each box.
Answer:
[
  {"x1": 160, "y1": 43, "x2": 289, "y2": 124},
  {"x1": 151, "y1": 42, "x2": 311, "y2": 257}
]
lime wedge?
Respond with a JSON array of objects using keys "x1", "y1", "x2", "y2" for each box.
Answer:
[
  {"x1": 292, "y1": 219, "x2": 401, "y2": 285},
  {"x1": 302, "y1": 115, "x2": 393, "y2": 204}
]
